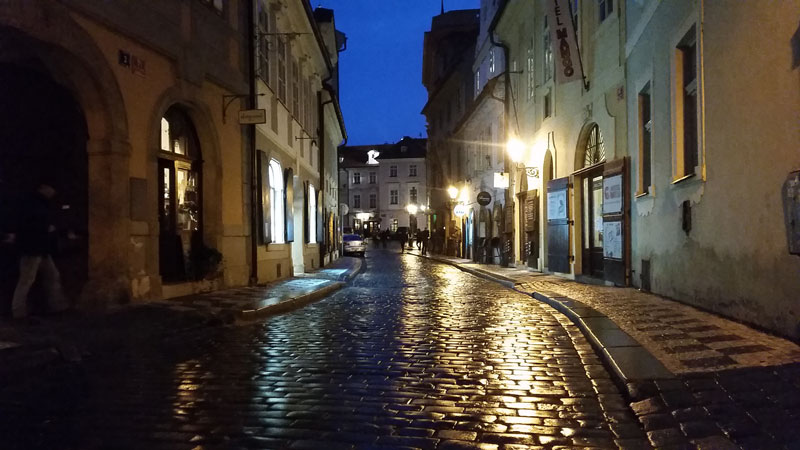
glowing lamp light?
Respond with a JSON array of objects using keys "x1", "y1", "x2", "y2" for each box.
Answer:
[
  {"x1": 356, "y1": 212, "x2": 371, "y2": 221},
  {"x1": 447, "y1": 186, "x2": 459, "y2": 200},
  {"x1": 507, "y1": 138, "x2": 526, "y2": 164},
  {"x1": 406, "y1": 204, "x2": 418, "y2": 215}
]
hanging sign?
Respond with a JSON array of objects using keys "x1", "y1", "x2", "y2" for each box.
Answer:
[
  {"x1": 453, "y1": 203, "x2": 468, "y2": 218},
  {"x1": 546, "y1": 0, "x2": 583, "y2": 85},
  {"x1": 239, "y1": 109, "x2": 267, "y2": 124},
  {"x1": 493, "y1": 172, "x2": 509, "y2": 189},
  {"x1": 476, "y1": 191, "x2": 492, "y2": 206}
]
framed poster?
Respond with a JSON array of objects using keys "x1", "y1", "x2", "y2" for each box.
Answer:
[
  {"x1": 603, "y1": 175, "x2": 623, "y2": 215},
  {"x1": 547, "y1": 190, "x2": 567, "y2": 220},
  {"x1": 603, "y1": 220, "x2": 623, "y2": 260}
]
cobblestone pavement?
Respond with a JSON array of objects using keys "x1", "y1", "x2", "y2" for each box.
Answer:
[{"x1": 0, "y1": 248, "x2": 650, "y2": 449}]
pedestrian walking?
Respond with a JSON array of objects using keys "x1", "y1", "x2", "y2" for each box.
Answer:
[
  {"x1": 381, "y1": 229, "x2": 388, "y2": 248},
  {"x1": 420, "y1": 228, "x2": 430, "y2": 256},
  {"x1": 398, "y1": 230, "x2": 408, "y2": 253},
  {"x1": 8, "y1": 183, "x2": 71, "y2": 319},
  {"x1": 416, "y1": 229, "x2": 422, "y2": 250}
]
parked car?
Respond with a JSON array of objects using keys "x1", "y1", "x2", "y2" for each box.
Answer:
[{"x1": 342, "y1": 234, "x2": 366, "y2": 257}]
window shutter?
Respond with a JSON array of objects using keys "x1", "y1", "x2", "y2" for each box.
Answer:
[
  {"x1": 284, "y1": 168, "x2": 294, "y2": 242},
  {"x1": 259, "y1": 151, "x2": 271, "y2": 244},
  {"x1": 303, "y1": 181, "x2": 310, "y2": 243}
]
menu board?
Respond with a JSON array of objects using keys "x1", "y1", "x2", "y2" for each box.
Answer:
[{"x1": 603, "y1": 220, "x2": 623, "y2": 260}]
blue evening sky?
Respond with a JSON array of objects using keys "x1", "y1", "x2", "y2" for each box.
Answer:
[{"x1": 316, "y1": 1, "x2": 480, "y2": 145}]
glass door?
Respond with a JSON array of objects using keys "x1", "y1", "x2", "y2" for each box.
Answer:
[{"x1": 582, "y1": 171, "x2": 604, "y2": 278}]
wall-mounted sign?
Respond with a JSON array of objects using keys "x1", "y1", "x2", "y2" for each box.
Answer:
[
  {"x1": 603, "y1": 220, "x2": 623, "y2": 260},
  {"x1": 477, "y1": 191, "x2": 492, "y2": 206},
  {"x1": 603, "y1": 175, "x2": 623, "y2": 214},
  {"x1": 547, "y1": 190, "x2": 567, "y2": 220},
  {"x1": 239, "y1": 109, "x2": 267, "y2": 124},
  {"x1": 453, "y1": 203, "x2": 468, "y2": 218},
  {"x1": 493, "y1": 172, "x2": 509, "y2": 189}
]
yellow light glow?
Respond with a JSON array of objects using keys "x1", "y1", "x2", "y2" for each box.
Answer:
[
  {"x1": 507, "y1": 138, "x2": 526, "y2": 163},
  {"x1": 447, "y1": 186, "x2": 459, "y2": 199},
  {"x1": 406, "y1": 204, "x2": 418, "y2": 215}
]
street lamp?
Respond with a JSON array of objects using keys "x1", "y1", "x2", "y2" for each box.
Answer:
[
  {"x1": 406, "y1": 204, "x2": 418, "y2": 215},
  {"x1": 447, "y1": 185, "x2": 459, "y2": 200},
  {"x1": 506, "y1": 137, "x2": 541, "y2": 179}
]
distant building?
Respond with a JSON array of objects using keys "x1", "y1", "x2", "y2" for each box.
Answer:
[{"x1": 338, "y1": 137, "x2": 427, "y2": 235}]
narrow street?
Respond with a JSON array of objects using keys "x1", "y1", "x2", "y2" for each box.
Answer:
[{"x1": 0, "y1": 247, "x2": 642, "y2": 449}]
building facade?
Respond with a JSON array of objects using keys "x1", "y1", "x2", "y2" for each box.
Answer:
[
  {"x1": 338, "y1": 137, "x2": 427, "y2": 235},
  {"x1": 0, "y1": 0, "x2": 345, "y2": 312}
]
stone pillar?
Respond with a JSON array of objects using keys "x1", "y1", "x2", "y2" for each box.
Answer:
[{"x1": 81, "y1": 137, "x2": 132, "y2": 309}]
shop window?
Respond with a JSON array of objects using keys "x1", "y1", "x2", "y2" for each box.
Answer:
[
  {"x1": 269, "y1": 159, "x2": 284, "y2": 243},
  {"x1": 308, "y1": 184, "x2": 317, "y2": 244},
  {"x1": 391, "y1": 219, "x2": 398, "y2": 232}
]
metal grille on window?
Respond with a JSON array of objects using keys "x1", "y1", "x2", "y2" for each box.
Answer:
[{"x1": 584, "y1": 124, "x2": 605, "y2": 166}]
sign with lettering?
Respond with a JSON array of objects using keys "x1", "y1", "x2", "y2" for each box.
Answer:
[
  {"x1": 602, "y1": 175, "x2": 623, "y2": 214},
  {"x1": 546, "y1": 0, "x2": 583, "y2": 85},
  {"x1": 477, "y1": 191, "x2": 492, "y2": 206},
  {"x1": 239, "y1": 109, "x2": 267, "y2": 124},
  {"x1": 453, "y1": 203, "x2": 468, "y2": 218},
  {"x1": 603, "y1": 220, "x2": 623, "y2": 260}
]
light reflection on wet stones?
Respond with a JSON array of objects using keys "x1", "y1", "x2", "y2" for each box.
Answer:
[{"x1": 0, "y1": 249, "x2": 645, "y2": 449}]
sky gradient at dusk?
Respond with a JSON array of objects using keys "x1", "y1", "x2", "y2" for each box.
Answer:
[{"x1": 317, "y1": 1, "x2": 479, "y2": 145}]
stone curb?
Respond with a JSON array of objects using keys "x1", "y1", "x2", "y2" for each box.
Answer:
[
  {"x1": 237, "y1": 281, "x2": 344, "y2": 321},
  {"x1": 415, "y1": 252, "x2": 674, "y2": 389},
  {"x1": 343, "y1": 257, "x2": 364, "y2": 282}
]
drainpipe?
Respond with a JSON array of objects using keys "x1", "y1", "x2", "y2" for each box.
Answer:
[
  {"x1": 489, "y1": 1, "x2": 510, "y2": 267},
  {"x1": 248, "y1": 0, "x2": 259, "y2": 285}
]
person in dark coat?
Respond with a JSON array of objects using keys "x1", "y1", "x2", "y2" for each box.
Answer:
[
  {"x1": 381, "y1": 229, "x2": 388, "y2": 248},
  {"x1": 398, "y1": 230, "x2": 408, "y2": 253},
  {"x1": 420, "y1": 228, "x2": 430, "y2": 256},
  {"x1": 8, "y1": 184, "x2": 70, "y2": 319}
]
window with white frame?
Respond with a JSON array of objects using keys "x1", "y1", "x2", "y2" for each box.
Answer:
[
  {"x1": 269, "y1": 159, "x2": 285, "y2": 243},
  {"x1": 353, "y1": 194, "x2": 361, "y2": 209},
  {"x1": 598, "y1": 0, "x2": 614, "y2": 23},
  {"x1": 390, "y1": 189, "x2": 399, "y2": 205},
  {"x1": 409, "y1": 187, "x2": 418, "y2": 204},
  {"x1": 277, "y1": 38, "x2": 287, "y2": 102},
  {"x1": 308, "y1": 184, "x2": 317, "y2": 243},
  {"x1": 257, "y1": 7, "x2": 269, "y2": 84},
  {"x1": 674, "y1": 25, "x2": 699, "y2": 180},
  {"x1": 527, "y1": 38, "x2": 535, "y2": 100},
  {"x1": 409, "y1": 165, "x2": 417, "y2": 177},
  {"x1": 543, "y1": 15, "x2": 553, "y2": 83},
  {"x1": 353, "y1": 172, "x2": 361, "y2": 185},
  {"x1": 390, "y1": 165, "x2": 397, "y2": 177},
  {"x1": 638, "y1": 83, "x2": 652, "y2": 194},
  {"x1": 369, "y1": 193, "x2": 377, "y2": 209},
  {"x1": 369, "y1": 172, "x2": 376, "y2": 184}
]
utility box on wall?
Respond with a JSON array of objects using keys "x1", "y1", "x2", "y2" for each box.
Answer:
[{"x1": 784, "y1": 170, "x2": 800, "y2": 255}]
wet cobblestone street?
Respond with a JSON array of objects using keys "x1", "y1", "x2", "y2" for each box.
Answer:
[{"x1": 0, "y1": 249, "x2": 645, "y2": 449}]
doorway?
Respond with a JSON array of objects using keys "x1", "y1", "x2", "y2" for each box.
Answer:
[
  {"x1": 582, "y1": 170, "x2": 604, "y2": 278},
  {"x1": 0, "y1": 63, "x2": 89, "y2": 314},
  {"x1": 158, "y1": 106, "x2": 202, "y2": 283}
]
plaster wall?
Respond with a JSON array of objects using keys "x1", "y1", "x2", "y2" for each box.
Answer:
[{"x1": 627, "y1": 0, "x2": 800, "y2": 338}]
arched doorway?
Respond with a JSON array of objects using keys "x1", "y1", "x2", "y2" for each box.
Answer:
[
  {"x1": 577, "y1": 123, "x2": 606, "y2": 278},
  {"x1": 158, "y1": 106, "x2": 203, "y2": 283},
  {"x1": 0, "y1": 63, "x2": 89, "y2": 314}
]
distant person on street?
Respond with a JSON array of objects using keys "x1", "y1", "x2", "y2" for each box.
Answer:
[
  {"x1": 381, "y1": 229, "x2": 388, "y2": 248},
  {"x1": 420, "y1": 228, "x2": 430, "y2": 256},
  {"x1": 8, "y1": 183, "x2": 71, "y2": 319},
  {"x1": 398, "y1": 230, "x2": 408, "y2": 253}
]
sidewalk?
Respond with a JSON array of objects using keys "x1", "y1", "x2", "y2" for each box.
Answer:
[
  {"x1": 411, "y1": 250, "x2": 800, "y2": 448},
  {"x1": 0, "y1": 256, "x2": 361, "y2": 380}
]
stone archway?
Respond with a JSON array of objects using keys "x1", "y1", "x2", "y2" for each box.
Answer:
[{"x1": 0, "y1": 2, "x2": 132, "y2": 308}]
